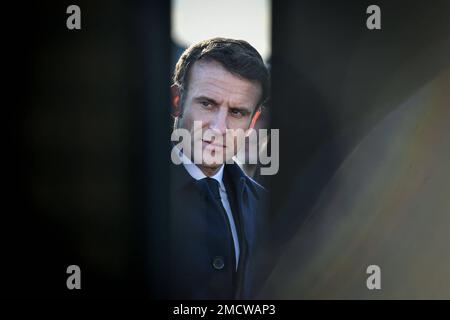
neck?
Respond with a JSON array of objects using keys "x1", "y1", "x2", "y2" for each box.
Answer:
[{"x1": 199, "y1": 165, "x2": 222, "y2": 177}]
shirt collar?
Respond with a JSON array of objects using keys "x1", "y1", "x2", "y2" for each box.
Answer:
[{"x1": 174, "y1": 146, "x2": 225, "y2": 191}]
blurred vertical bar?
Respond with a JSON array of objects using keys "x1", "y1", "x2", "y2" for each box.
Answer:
[
  {"x1": 132, "y1": 0, "x2": 171, "y2": 299},
  {"x1": 8, "y1": 1, "x2": 170, "y2": 297}
]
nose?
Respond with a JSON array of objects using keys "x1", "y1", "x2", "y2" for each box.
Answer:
[{"x1": 209, "y1": 107, "x2": 228, "y2": 134}]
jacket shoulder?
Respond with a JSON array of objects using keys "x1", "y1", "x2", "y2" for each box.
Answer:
[{"x1": 246, "y1": 175, "x2": 267, "y2": 194}]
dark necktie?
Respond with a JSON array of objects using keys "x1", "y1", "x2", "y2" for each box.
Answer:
[
  {"x1": 203, "y1": 177, "x2": 222, "y2": 201},
  {"x1": 202, "y1": 177, "x2": 237, "y2": 268}
]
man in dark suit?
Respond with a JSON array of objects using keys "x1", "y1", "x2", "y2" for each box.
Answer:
[{"x1": 160, "y1": 38, "x2": 270, "y2": 299}]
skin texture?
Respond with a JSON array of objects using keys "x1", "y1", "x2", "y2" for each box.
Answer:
[{"x1": 172, "y1": 59, "x2": 262, "y2": 176}]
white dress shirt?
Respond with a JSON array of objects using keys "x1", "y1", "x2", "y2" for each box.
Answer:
[{"x1": 174, "y1": 147, "x2": 240, "y2": 270}]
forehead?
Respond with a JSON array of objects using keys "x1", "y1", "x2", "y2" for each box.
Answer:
[{"x1": 186, "y1": 59, "x2": 262, "y2": 106}]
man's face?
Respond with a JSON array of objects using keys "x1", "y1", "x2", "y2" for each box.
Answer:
[{"x1": 176, "y1": 59, "x2": 262, "y2": 171}]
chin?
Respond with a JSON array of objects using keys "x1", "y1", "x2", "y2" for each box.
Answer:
[{"x1": 201, "y1": 162, "x2": 222, "y2": 169}]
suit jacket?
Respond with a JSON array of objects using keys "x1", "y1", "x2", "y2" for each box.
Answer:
[{"x1": 157, "y1": 160, "x2": 268, "y2": 299}]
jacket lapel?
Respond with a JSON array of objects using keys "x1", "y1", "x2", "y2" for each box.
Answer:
[{"x1": 225, "y1": 163, "x2": 260, "y2": 298}]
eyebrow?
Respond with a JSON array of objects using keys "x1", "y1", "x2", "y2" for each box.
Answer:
[
  {"x1": 194, "y1": 95, "x2": 253, "y2": 113},
  {"x1": 193, "y1": 96, "x2": 219, "y2": 105},
  {"x1": 229, "y1": 106, "x2": 252, "y2": 114}
]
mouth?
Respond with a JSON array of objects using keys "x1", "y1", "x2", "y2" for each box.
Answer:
[{"x1": 202, "y1": 139, "x2": 225, "y2": 148}]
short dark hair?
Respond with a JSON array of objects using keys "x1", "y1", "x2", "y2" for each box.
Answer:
[{"x1": 173, "y1": 37, "x2": 270, "y2": 109}]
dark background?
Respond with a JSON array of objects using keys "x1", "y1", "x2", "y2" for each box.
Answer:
[{"x1": 269, "y1": 0, "x2": 450, "y2": 251}]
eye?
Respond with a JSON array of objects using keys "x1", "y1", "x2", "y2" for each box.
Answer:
[
  {"x1": 230, "y1": 109, "x2": 245, "y2": 118},
  {"x1": 200, "y1": 100, "x2": 212, "y2": 108}
]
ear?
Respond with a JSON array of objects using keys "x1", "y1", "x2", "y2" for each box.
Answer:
[
  {"x1": 249, "y1": 106, "x2": 262, "y2": 129},
  {"x1": 170, "y1": 84, "x2": 182, "y2": 117}
]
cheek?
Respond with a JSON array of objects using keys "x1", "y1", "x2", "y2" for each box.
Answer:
[
  {"x1": 183, "y1": 104, "x2": 211, "y2": 127},
  {"x1": 179, "y1": 105, "x2": 194, "y2": 130},
  {"x1": 227, "y1": 116, "x2": 252, "y2": 130},
  {"x1": 180, "y1": 106, "x2": 213, "y2": 139}
]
